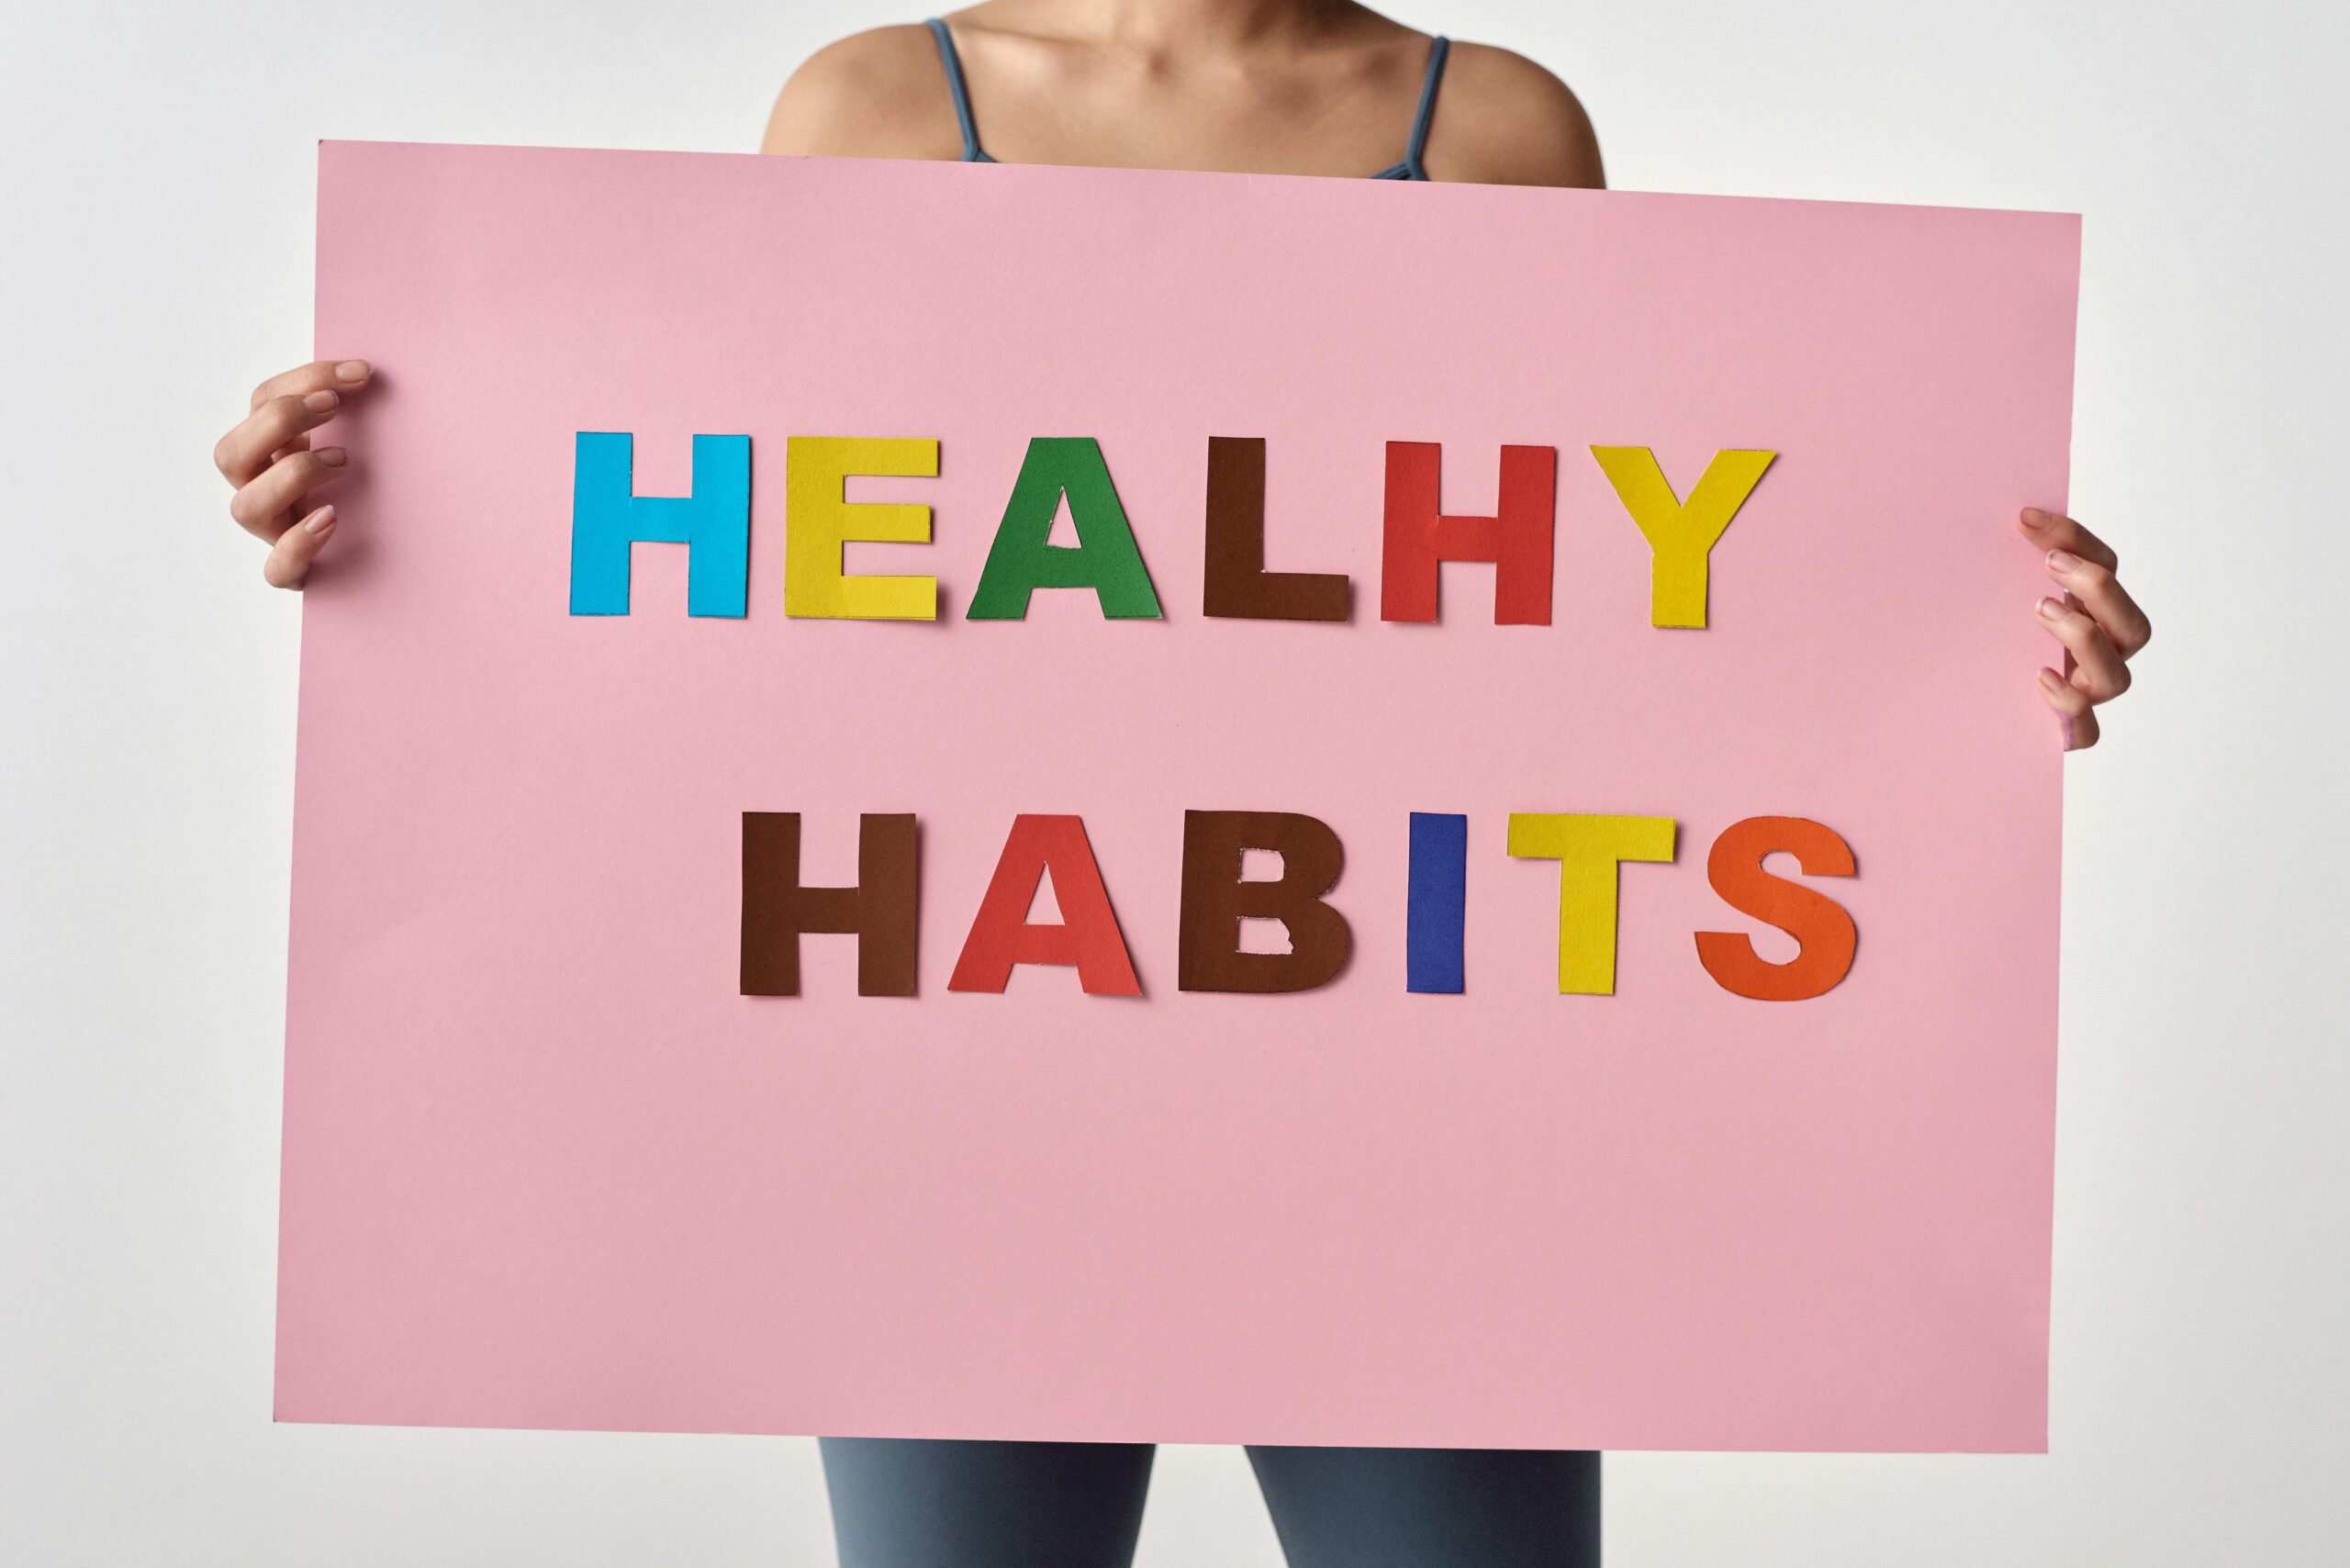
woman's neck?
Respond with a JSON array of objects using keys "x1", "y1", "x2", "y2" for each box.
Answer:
[{"x1": 991, "y1": 0, "x2": 1373, "y2": 57}]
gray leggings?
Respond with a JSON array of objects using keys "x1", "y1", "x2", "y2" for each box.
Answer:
[{"x1": 820, "y1": 1439, "x2": 1600, "y2": 1568}]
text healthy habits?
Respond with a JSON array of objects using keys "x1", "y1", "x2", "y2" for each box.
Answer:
[{"x1": 572, "y1": 431, "x2": 1855, "y2": 1004}]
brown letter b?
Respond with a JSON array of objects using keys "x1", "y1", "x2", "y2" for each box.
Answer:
[{"x1": 1177, "y1": 810, "x2": 1352, "y2": 993}]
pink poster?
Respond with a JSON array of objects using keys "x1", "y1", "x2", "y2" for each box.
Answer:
[{"x1": 279, "y1": 141, "x2": 2078, "y2": 1451}]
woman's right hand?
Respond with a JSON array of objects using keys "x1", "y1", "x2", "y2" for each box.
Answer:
[{"x1": 213, "y1": 359, "x2": 372, "y2": 588}]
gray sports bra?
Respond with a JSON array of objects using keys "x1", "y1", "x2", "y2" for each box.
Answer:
[{"x1": 923, "y1": 18, "x2": 1452, "y2": 181}]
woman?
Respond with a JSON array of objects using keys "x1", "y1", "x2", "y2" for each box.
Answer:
[{"x1": 210, "y1": 5, "x2": 2153, "y2": 1563}]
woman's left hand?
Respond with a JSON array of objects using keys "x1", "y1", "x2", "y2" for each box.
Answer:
[{"x1": 2020, "y1": 507, "x2": 2152, "y2": 750}]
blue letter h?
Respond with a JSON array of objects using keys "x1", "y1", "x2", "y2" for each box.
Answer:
[{"x1": 568, "y1": 431, "x2": 750, "y2": 617}]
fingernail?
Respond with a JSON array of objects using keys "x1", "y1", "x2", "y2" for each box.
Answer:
[
  {"x1": 2020, "y1": 507, "x2": 2051, "y2": 529},
  {"x1": 334, "y1": 360, "x2": 370, "y2": 383},
  {"x1": 304, "y1": 389, "x2": 339, "y2": 413},
  {"x1": 2036, "y1": 597, "x2": 2065, "y2": 620},
  {"x1": 2044, "y1": 549, "x2": 2079, "y2": 574},
  {"x1": 315, "y1": 446, "x2": 347, "y2": 467},
  {"x1": 306, "y1": 506, "x2": 338, "y2": 535},
  {"x1": 2038, "y1": 668, "x2": 2066, "y2": 694}
]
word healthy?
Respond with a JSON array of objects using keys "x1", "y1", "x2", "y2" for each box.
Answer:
[
  {"x1": 569, "y1": 433, "x2": 1777, "y2": 626},
  {"x1": 575, "y1": 431, "x2": 1854, "y2": 1002}
]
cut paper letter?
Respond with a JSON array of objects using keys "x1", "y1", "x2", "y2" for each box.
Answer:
[
  {"x1": 739, "y1": 812, "x2": 920, "y2": 996},
  {"x1": 967, "y1": 437, "x2": 1163, "y2": 620},
  {"x1": 1589, "y1": 446, "x2": 1775, "y2": 629},
  {"x1": 1695, "y1": 815, "x2": 1859, "y2": 1001},
  {"x1": 1177, "y1": 811, "x2": 1351, "y2": 993},
  {"x1": 1506, "y1": 812, "x2": 1677, "y2": 995},
  {"x1": 948, "y1": 814, "x2": 1143, "y2": 995},
  {"x1": 569, "y1": 431, "x2": 750, "y2": 618},
  {"x1": 1379, "y1": 442, "x2": 1557, "y2": 624},
  {"x1": 1202, "y1": 436, "x2": 1349, "y2": 622},
  {"x1": 784, "y1": 436, "x2": 940, "y2": 621},
  {"x1": 1405, "y1": 812, "x2": 1468, "y2": 994}
]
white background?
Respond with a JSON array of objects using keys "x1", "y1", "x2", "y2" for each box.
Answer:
[{"x1": 3, "y1": 2, "x2": 2343, "y2": 1562}]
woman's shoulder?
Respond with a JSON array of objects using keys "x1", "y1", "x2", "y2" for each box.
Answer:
[
  {"x1": 762, "y1": 23, "x2": 966, "y2": 160},
  {"x1": 1425, "y1": 41, "x2": 1606, "y2": 189}
]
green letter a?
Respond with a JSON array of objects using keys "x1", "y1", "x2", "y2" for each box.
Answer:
[{"x1": 967, "y1": 437, "x2": 1163, "y2": 620}]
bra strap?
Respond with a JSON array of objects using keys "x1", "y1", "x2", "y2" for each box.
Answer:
[
  {"x1": 1402, "y1": 37, "x2": 1451, "y2": 179},
  {"x1": 925, "y1": 18, "x2": 988, "y2": 163}
]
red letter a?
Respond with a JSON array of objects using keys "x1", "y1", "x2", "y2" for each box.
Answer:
[{"x1": 949, "y1": 814, "x2": 1143, "y2": 995}]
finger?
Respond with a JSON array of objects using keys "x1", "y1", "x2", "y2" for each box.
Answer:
[
  {"x1": 229, "y1": 446, "x2": 348, "y2": 542},
  {"x1": 250, "y1": 358, "x2": 372, "y2": 411},
  {"x1": 2036, "y1": 596, "x2": 2132, "y2": 700},
  {"x1": 215, "y1": 390, "x2": 345, "y2": 486},
  {"x1": 2042, "y1": 548, "x2": 2151, "y2": 657},
  {"x1": 263, "y1": 505, "x2": 339, "y2": 590},
  {"x1": 2038, "y1": 667, "x2": 2100, "y2": 750},
  {"x1": 2019, "y1": 507, "x2": 2117, "y2": 572}
]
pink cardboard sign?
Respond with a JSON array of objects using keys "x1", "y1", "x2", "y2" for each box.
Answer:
[{"x1": 280, "y1": 141, "x2": 2078, "y2": 1451}]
